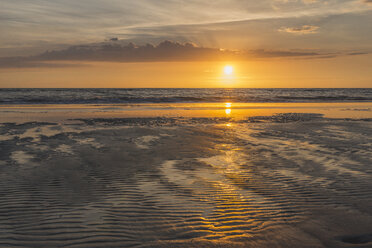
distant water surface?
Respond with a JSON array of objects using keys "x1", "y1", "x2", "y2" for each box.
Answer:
[{"x1": 1, "y1": 88, "x2": 372, "y2": 105}]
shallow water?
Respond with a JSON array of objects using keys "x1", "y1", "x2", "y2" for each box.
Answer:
[
  {"x1": 1, "y1": 102, "x2": 372, "y2": 123},
  {"x1": 0, "y1": 113, "x2": 371, "y2": 247}
]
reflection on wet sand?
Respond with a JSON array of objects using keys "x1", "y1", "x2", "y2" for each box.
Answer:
[
  {"x1": 0, "y1": 109, "x2": 372, "y2": 247},
  {"x1": 225, "y1": 102, "x2": 232, "y2": 116},
  {"x1": 1, "y1": 102, "x2": 372, "y2": 123}
]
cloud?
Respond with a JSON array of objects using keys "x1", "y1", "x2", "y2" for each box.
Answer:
[
  {"x1": 347, "y1": 52, "x2": 369, "y2": 56},
  {"x1": 273, "y1": 0, "x2": 318, "y2": 3},
  {"x1": 278, "y1": 25, "x2": 320, "y2": 34},
  {"x1": 249, "y1": 49, "x2": 321, "y2": 57},
  {"x1": 302, "y1": 0, "x2": 318, "y2": 3},
  {"x1": 0, "y1": 57, "x2": 86, "y2": 68},
  {"x1": 248, "y1": 49, "x2": 372, "y2": 60},
  {"x1": 0, "y1": 41, "x2": 237, "y2": 68},
  {"x1": 36, "y1": 40, "x2": 239, "y2": 62},
  {"x1": 0, "y1": 40, "x2": 369, "y2": 68},
  {"x1": 0, "y1": 0, "x2": 370, "y2": 58}
]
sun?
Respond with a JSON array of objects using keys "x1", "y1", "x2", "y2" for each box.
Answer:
[
  {"x1": 224, "y1": 65, "x2": 234, "y2": 75},
  {"x1": 220, "y1": 65, "x2": 236, "y2": 86}
]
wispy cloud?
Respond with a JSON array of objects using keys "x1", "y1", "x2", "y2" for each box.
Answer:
[
  {"x1": 249, "y1": 49, "x2": 321, "y2": 57},
  {"x1": 278, "y1": 25, "x2": 320, "y2": 34},
  {"x1": 0, "y1": 0, "x2": 371, "y2": 57},
  {"x1": 273, "y1": 0, "x2": 318, "y2": 4},
  {"x1": 302, "y1": 0, "x2": 318, "y2": 4},
  {"x1": 0, "y1": 57, "x2": 85, "y2": 68}
]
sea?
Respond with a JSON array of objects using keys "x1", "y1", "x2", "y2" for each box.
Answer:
[{"x1": 0, "y1": 88, "x2": 372, "y2": 104}]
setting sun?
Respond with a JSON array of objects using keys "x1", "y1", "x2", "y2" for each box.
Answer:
[{"x1": 224, "y1": 65, "x2": 234, "y2": 75}]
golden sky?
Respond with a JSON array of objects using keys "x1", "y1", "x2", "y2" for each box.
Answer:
[{"x1": 0, "y1": 0, "x2": 371, "y2": 87}]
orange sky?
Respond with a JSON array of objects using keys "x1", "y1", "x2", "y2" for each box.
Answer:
[
  {"x1": 0, "y1": 0, "x2": 371, "y2": 88},
  {"x1": 1, "y1": 54, "x2": 371, "y2": 88}
]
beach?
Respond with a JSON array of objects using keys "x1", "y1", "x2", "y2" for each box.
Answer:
[
  {"x1": 0, "y1": 101, "x2": 372, "y2": 247},
  {"x1": 1, "y1": 0, "x2": 372, "y2": 244}
]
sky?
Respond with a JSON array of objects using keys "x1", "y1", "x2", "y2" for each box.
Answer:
[{"x1": 0, "y1": 0, "x2": 371, "y2": 87}]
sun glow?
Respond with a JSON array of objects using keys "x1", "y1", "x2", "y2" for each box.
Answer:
[
  {"x1": 219, "y1": 64, "x2": 237, "y2": 87},
  {"x1": 224, "y1": 65, "x2": 234, "y2": 75}
]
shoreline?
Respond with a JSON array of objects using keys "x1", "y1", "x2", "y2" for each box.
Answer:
[{"x1": 1, "y1": 102, "x2": 372, "y2": 123}]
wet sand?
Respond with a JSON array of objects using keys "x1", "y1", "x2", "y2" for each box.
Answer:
[
  {"x1": 0, "y1": 103, "x2": 372, "y2": 247},
  {"x1": 1, "y1": 102, "x2": 372, "y2": 123}
]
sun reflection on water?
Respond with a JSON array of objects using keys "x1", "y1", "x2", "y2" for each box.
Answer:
[{"x1": 225, "y1": 102, "x2": 232, "y2": 115}]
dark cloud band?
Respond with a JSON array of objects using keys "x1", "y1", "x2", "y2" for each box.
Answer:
[{"x1": 0, "y1": 40, "x2": 369, "y2": 68}]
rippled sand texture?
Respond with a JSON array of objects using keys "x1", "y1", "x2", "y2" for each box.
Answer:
[{"x1": 0, "y1": 116, "x2": 372, "y2": 247}]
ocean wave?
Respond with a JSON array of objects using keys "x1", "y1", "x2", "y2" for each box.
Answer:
[{"x1": 0, "y1": 88, "x2": 372, "y2": 104}]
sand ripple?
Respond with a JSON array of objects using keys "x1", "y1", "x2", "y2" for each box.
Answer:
[{"x1": 0, "y1": 118, "x2": 371, "y2": 247}]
